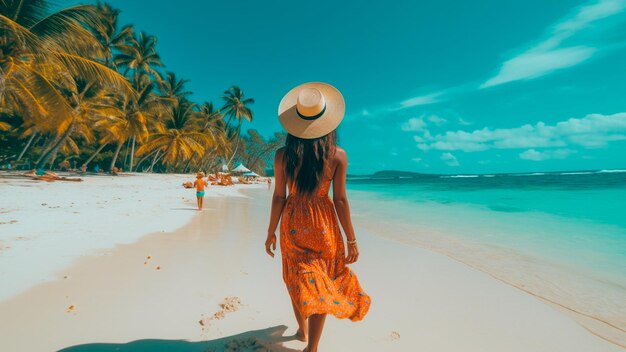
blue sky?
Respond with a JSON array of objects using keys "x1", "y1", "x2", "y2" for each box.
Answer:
[{"x1": 76, "y1": 0, "x2": 626, "y2": 174}]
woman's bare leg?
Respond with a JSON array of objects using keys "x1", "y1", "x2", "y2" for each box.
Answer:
[
  {"x1": 305, "y1": 314, "x2": 326, "y2": 352},
  {"x1": 291, "y1": 299, "x2": 307, "y2": 341}
]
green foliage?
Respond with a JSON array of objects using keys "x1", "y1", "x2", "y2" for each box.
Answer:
[
  {"x1": 237, "y1": 129, "x2": 286, "y2": 175},
  {"x1": 0, "y1": 1, "x2": 277, "y2": 173}
]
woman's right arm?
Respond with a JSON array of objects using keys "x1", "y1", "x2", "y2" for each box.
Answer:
[
  {"x1": 265, "y1": 148, "x2": 287, "y2": 257},
  {"x1": 332, "y1": 149, "x2": 359, "y2": 264}
]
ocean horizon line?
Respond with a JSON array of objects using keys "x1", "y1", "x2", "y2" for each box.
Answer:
[{"x1": 347, "y1": 168, "x2": 626, "y2": 178}]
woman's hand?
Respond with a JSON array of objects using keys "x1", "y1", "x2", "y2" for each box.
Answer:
[
  {"x1": 265, "y1": 233, "x2": 277, "y2": 258},
  {"x1": 346, "y1": 242, "x2": 359, "y2": 264}
]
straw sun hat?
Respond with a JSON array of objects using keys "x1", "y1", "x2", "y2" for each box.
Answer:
[{"x1": 278, "y1": 82, "x2": 345, "y2": 139}]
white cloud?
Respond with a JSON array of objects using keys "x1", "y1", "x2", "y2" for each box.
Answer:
[
  {"x1": 458, "y1": 117, "x2": 472, "y2": 126},
  {"x1": 401, "y1": 117, "x2": 427, "y2": 131},
  {"x1": 348, "y1": 1, "x2": 626, "y2": 123},
  {"x1": 481, "y1": 46, "x2": 596, "y2": 88},
  {"x1": 481, "y1": 0, "x2": 626, "y2": 88},
  {"x1": 427, "y1": 114, "x2": 447, "y2": 125},
  {"x1": 402, "y1": 114, "x2": 448, "y2": 133},
  {"x1": 415, "y1": 112, "x2": 626, "y2": 152},
  {"x1": 441, "y1": 152, "x2": 460, "y2": 166},
  {"x1": 520, "y1": 148, "x2": 576, "y2": 161},
  {"x1": 399, "y1": 92, "x2": 442, "y2": 109}
]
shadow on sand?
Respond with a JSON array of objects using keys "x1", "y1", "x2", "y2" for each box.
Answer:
[{"x1": 58, "y1": 325, "x2": 302, "y2": 352}]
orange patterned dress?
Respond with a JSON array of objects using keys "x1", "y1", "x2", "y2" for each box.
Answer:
[{"x1": 280, "y1": 178, "x2": 371, "y2": 321}]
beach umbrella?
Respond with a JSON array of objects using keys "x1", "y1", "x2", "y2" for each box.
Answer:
[
  {"x1": 232, "y1": 163, "x2": 251, "y2": 173},
  {"x1": 243, "y1": 171, "x2": 259, "y2": 177}
]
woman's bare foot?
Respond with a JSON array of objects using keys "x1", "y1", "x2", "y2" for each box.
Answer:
[{"x1": 295, "y1": 327, "x2": 308, "y2": 342}]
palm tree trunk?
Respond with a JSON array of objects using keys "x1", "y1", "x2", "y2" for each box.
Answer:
[
  {"x1": 129, "y1": 135, "x2": 136, "y2": 172},
  {"x1": 36, "y1": 136, "x2": 60, "y2": 165},
  {"x1": 134, "y1": 149, "x2": 159, "y2": 172},
  {"x1": 183, "y1": 157, "x2": 194, "y2": 173},
  {"x1": 16, "y1": 133, "x2": 37, "y2": 162},
  {"x1": 226, "y1": 126, "x2": 242, "y2": 167},
  {"x1": 48, "y1": 148, "x2": 58, "y2": 169},
  {"x1": 225, "y1": 114, "x2": 234, "y2": 128},
  {"x1": 109, "y1": 142, "x2": 124, "y2": 171},
  {"x1": 37, "y1": 122, "x2": 75, "y2": 169},
  {"x1": 84, "y1": 143, "x2": 107, "y2": 168},
  {"x1": 148, "y1": 150, "x2": 163, "y2": 172},
  {"x1": 122, "y1": 138, "x2": 131, "y2": 169}
]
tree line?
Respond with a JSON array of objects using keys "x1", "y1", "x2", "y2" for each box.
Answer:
[{"x1": 0, "y1": 0, "x2": 283, "y2": 175}]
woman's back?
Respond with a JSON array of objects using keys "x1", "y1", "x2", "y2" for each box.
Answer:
[{"x1": 282, "y1": 146, "x2": 342, "y2": 199}]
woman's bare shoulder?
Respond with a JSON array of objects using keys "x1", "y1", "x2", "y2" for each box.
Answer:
[
  {"x1": 334, "y1": 147, "x2": 347, "y2": 162},
  {"x1": 275, "y1": 147, "x2": 286, "y2": 160}
]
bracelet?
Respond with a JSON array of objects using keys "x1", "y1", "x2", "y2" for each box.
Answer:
[{"x1": 347, "y1": 239, "x2": 357, "y2": 245}]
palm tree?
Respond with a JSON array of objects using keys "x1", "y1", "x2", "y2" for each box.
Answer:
[
  {"x1": 114, "y1": 30, "x2": 163, "y2": 86},
  {"x1": 106, "y1": 79, "x2": 169, "y2": 171},
  {"x1": 136, "y1": 99, "x2": 219, "y2": 171},
  {"x1": 194, "y1": 101, "x2": 228, "y2": 171},
  {"x1": 35, "y1": 79, "x2": 119, "y2": 169},
  {"x1": 220, "y1": 86, "x2": 254, "y2": 166},
  {"x1": 93, "y1": 2, "x2": 134, "y2": 67},
  {"x1": 158, "y1": 71, "x2": 191, "y2": 101},
  {"x1": 1, "y1": 1, "x2": 257, "y2": 174},
  {"x1": 113, "y1": 31, "x2": 166, "y2": 170},
  {"x1": 0, "y1": 0, "x2": 133, "y2": 130}
]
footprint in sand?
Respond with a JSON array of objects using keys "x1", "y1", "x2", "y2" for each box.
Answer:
[
  {"x1": 199, "y1": 296, "x2": 242, "y2": 334},
  {"x1": 389, "y1": 331, "x2": 401, "y2": 340}
]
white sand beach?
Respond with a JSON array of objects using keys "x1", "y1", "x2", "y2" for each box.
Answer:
[{"x1": 0, "y1": 173, "x2": 623, "y2": 351}]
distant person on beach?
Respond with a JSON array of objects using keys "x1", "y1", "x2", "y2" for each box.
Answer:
[
  {"x1": 24, "y1": 169, "x2": 82, "y2": 182},
  {"x1": 59, "y1": 160, "x2": 70, "y2": 171},
  {"x1": 193, "y1": 171, "x2": 208, "y2": 210},
  {"x1": 265, "y1": 82, "x2": 370, "y2": 352}
]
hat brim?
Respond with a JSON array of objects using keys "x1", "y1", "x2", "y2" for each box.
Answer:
[{"x1": 278, "y1": 82, "x2": 345, "y2": 139}]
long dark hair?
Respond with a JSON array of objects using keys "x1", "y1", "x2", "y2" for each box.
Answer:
[{"x1": 284, "y1": 131, "x2": 337, "y2": 194}]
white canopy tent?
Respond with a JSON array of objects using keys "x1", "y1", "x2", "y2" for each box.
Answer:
[{"x1": 232, "y1": 163, "x2": 251, "y2": 173}]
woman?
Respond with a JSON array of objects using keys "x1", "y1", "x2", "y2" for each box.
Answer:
[{"x1": 265, "y1": 82, "x2": 371, "y2": 352}]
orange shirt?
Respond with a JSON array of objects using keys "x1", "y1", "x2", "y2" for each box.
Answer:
[{"x1": 194, "y1": 178, "x2": 208, "y2": 191}]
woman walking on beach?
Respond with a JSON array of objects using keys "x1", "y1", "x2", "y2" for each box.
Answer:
[{"x1": 265, "y1": 82, "x2": 370, "y2": 352}]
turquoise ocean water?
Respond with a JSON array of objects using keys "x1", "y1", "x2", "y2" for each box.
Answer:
[{"x1": 346, "y1": 169, "x2": 626, "y2": 342}]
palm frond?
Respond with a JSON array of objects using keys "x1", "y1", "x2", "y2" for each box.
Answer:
[
  {"x1": 29, "y1": 5, "x2": 107, "y2": 57},
  {"x1": 53, "y1": 51, "x2": 134, "y2": 96},
  {"x1": 0, "y1": 0, "x2": 49, "y2": 27}
]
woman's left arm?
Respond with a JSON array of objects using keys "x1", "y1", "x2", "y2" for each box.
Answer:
[{"x1": 265, "y1": 148, "x2": 287, "y2": 258}]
